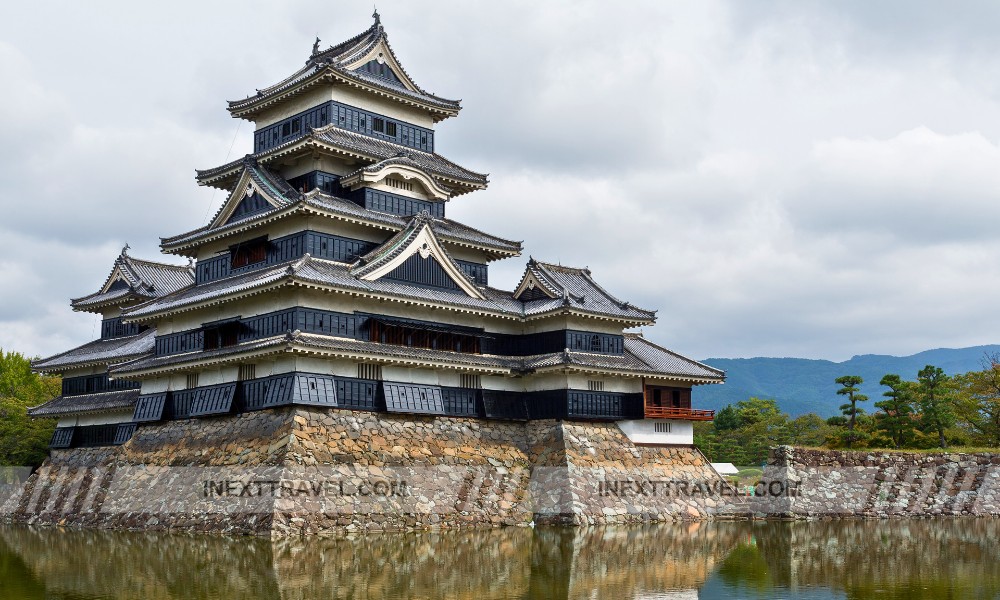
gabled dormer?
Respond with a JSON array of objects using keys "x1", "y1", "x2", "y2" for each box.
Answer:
[
  {"x1": 340, "y1": 154, "x2": 452, "y2": 201},
  {"x1": 513, "y1": 257, "x2": 563, "y2": 302},
  {"x1": 70, "y1": 247, "x2": 194, "y2": 315},
  {"x1": 350, "y1": 213, "x2": 485, "y2": 299},
  {"x1": 229, "y1": 12, "x2": 460, "y2": 128},
  {"x1": 513, "y1": 258, "x2": 658, "y2": 326},
  {"x1": 210, "y1": 159, "x2": 302, "y2": 229}
]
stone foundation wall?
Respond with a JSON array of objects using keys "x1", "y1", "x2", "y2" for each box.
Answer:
[
  {"x1": 752, "y1": 446, "x2": 1000, "y2": 518},
  {"x1": 2, "y1": 409, "x2": 729, "y2": 536}
]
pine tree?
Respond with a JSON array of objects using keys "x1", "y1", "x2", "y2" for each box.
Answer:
[
  {"x1": 876, "y1": 374, "x2": 914, "y2": 448},
  {"x1": 916, "y1": 365, "x2": 955, "y2": 449},
  {"x1": 836, "y1": 375, "x2": 868, "y2": 449}
]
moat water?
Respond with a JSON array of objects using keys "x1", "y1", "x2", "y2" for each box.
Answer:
[{"x1": 1, "y1": 519, "x2": 998, "y2": 599}]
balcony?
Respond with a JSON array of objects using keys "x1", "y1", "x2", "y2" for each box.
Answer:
[{"x1": 643, "y1": 406, "x2": 715, "y2": 421}]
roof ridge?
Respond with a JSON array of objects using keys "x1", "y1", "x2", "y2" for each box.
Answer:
[
  {"x1": 624, "y1": 335, "x2": 726, "y2": 376},
  {"x1": 436, "y1": 217, "x2": 523, "y2": 248}
]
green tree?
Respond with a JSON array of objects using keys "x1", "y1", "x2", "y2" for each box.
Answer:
[
  {"x1": 713, "y1": 404, "x2": 741, "y2": 431},
  {"x1": 953, "y1": 354, "x2": 1000, "y2": 447},
  {"x1": 916, "y1": 365, "x2": 955, "y2": 449},
  {"x1": 0, "y1": 350, "x2": 59, "y2": 467},
  {"x1": 787, "y1": 413, "x2": 836, "y2": 448},
  {"x1": 836, "y1": 375, "x2": 869, "y2": 449},
  {"x1": 875, "y1": 374, "x2": 915, "y2": 449}
]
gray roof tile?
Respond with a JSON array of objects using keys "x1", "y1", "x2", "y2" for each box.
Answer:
[
  {"x1": 227, "y1": 18, "x2": 461, "y2": 116},
  {"x1": 32, "y1": 330, "x2": 156, "y2": 372},
  {"x1": 71, "y1": 251, "x2": 194, "y2": 311},
  {"x1": 123, "y1": 262, "x2": 296, "y2": 319},
  {"x1": 196, "y1": 127, "x2": 486, "y2": 192},
  {"x1": 515, "y1": 259, "x2": 656, "y2": 323},
  {"x1": 622, "y1": 334, "x2": 725, "y2": 379},
  {"x1": 111, "y1": 329, "x2": 723, "y2": 383},
  {"x1": 28, "y1": 389, "x2": 140, "y2": 417},
  {"x1": 162, "y1": 190, "x2": 519, "y2": 257},
  {"x1": 123, "y1": 255, "x2": 654, "y2": 325}
]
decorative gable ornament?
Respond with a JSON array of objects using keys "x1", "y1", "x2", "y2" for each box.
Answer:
[{"x1": 351, "y1": 220, "x2": 485, "y2": 300}]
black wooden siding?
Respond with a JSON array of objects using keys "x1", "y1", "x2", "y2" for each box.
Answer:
[
  {"x1": 100, "y1": 317, "x2": 146, "y2": 340},
  {"x1": 49, "y1": 428, "x2": 74, "y2": 449},
  {"x1": 133, "y1": 393, "x2": 169, "y2": 422},
  {"x1": 154, "y1": 307, "x2": 622, "y2": 363},
  {"x1": 61, "y1": 374, "x2": 141, "y2": 397},
  {"x1": 352, "y1": 188, "x2": 445, "y2": 219},
  {"x1": 481, "y1": 391, "x2": 530, "y2": 421},
  {"x1": 195, "y1": 230, "x2": 379, "y2": 285},
  {"x1": 566, "y1": 391, "x2": 644, "y2": 420},
  {"x1": 335, "y1": 377, "x2": 383, "y2": 410},
  {"x1": 226, "y1": 193, "x2": 274, "y2": 224},
  {"x1": 113, "y1": 423, "x2": 137, "y2": 445},
  {"x1": 455, "y1": 260, "x2": 488, "y2": 286},
  {"x1": 49, "y1": 424, "x2": 136, "y2": 449},
  {"x1": 287, "y1": 171, "x2": 342, "y2": 195},
  {"x1": 483, "y1": 330, "x2": 624, "y2": 357},
  {"x1": 124, "y1": 372, "x2": 645, "y2": 428},
  {"x1": 253, "y1": 100, "x2": 434, "y2": 153},
  {"x1": 383, "y1": 383, "x2": 446, "y2": 415},
  {"x1": 384, "y1": 254, "x2": 460, "y2": 290},
  {"x1": 242, "y1": 373, "x2": 340, "y2": 411},
  {"x1": 154, "y1": 330, "x2": 205, "y2": 356},
  {"x1": 188, "y1": 383, "x2": 238, "y2": 417},
  {"x1": 354, "y1": 59, "x2": 404, "y2": 85},
  {"x1": 440, "y1": 386, "x2": 477, "y2": 417}
]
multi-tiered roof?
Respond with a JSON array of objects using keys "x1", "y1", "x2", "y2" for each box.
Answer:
[
  {"x1": 30, "y1": 250, "x2": 193, "y2": 434},
  {"x1": 31, "y1": 14, "x2": 722, "y2": 449}
]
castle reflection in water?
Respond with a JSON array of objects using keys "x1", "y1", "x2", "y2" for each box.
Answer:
[{"x1": 2, "y1": 520, "x2": 999, "y2": 599}]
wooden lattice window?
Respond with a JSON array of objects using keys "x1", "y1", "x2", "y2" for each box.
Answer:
[
  {"x1": 358, "y1": 363, "x2": 382, "y2": 380},
  {"x1": 231, "y1": 239, "x2": 268, "y2": 269},
  {"x1": 238, "y1": 364, "x2": 256, "y2": 381}
]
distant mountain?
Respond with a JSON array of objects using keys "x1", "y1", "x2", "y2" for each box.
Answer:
[{"x1": 693, "y1": 345, "x2": 1000, "y2": 417}]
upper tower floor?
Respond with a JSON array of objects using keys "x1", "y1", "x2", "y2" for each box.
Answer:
[{"x1": 227, "y1": 12, "x2": 458, "y2": 156}]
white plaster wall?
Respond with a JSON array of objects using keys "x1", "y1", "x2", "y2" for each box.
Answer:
[
  {"x1": 366, "y1": 179, "x2": 437, "y2": 202},
  {"x1": 59, "y1": 366, "x2": 105, "y2": 379},
  {"x1": 139, "y1": 377, "x2": 170, "y2": 394},
  {"x1": 381, "y1": 366, "x2": 443, "y2": 385},
  {"x1": 277, "y1": 155, "x2": 353, "y2": 181},
  {"x1": 436, "y1": 371, "x2": 464, "y2": 388},
  {"x1": 254, "y1": 85, "x2": 436, "y2": 130},
  {"x1": 566, "y1": 374, "x2": 642, "y2": 394},
  {"x1": 287, "y1": 357, "x2": 357, "y2": 377},
  {"x1": 56, "y1": 409, "x2": 134, "y2": 428},
  {"x1": 443, "y1": 246, "x2": 494, "y2": 265},
  {"x1": 101, "y1": 306, "x2": 122, "y2": 319},
  {"x1": 616, "y1": 420, "x2": 694, "y2": 445}
]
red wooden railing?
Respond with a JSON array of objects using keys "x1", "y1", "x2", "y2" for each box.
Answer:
[{"x1": 643, "y1": 406, "x2": 715, "y2": 421}]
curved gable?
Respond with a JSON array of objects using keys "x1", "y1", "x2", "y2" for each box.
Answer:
[{"x1": 341, "y1": 160, "x2": 451, "y2": 201}]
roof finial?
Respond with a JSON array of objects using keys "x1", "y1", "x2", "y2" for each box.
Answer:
[
  {"x1": 312, "y1": 35, "x2": 321, "y2": 55},
  {"x1": 121, "y1": 243, "x2": 130, "y2": 256},
  {"x1": 373, "y1": 6, "x2": 381, "y2": 25}
]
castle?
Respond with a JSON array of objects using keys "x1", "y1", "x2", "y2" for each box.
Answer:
[{"x1": 21, "y1": 14, "x2": 728, "y2": 534}]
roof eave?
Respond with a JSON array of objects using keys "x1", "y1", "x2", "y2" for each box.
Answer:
[
  {"x1": 31, "y1": 352, "x2": 151, "y2": 375},
  {"x1": 522, "y1": 307, "x2": 656, "y2": 327},
  {"x1": 226, "y1": 70, "x2": 460, "y2": 123},
  {"x1": 531, "y1": 363, "x2": 725, "y2": 384}
]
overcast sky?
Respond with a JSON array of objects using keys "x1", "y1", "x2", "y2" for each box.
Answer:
[{"x1": 2, "y1": 0, "x2": 1000, "y2": 362}]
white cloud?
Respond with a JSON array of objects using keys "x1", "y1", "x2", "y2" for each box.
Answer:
[{"x1": 3, "y1": 1, "x2": 1000, "y2": 362}]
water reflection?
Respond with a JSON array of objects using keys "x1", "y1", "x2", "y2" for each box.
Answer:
[{"x1": 1, "y1": 519, "x2": 999, "y2": 599}]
